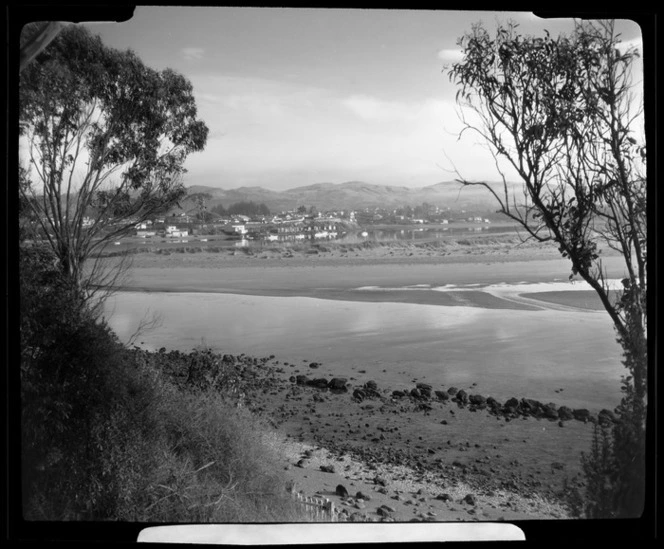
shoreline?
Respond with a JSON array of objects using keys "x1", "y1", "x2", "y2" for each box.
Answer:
[
  {"x1": 107, "y1": 241, "x2": 625, "y2": 521},
  {"x1": 148, "y1": 346, "x2": 601, "y2": 522}
]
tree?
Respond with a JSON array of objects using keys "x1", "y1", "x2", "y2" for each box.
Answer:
[
  {"x1": 448, "y1": 19, "x2": 646, "y2": 517},
  {"x1": 19, "y1": 25, "x2": 209, "y2": 297}
]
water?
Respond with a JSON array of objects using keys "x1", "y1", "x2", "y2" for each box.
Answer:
[{"x1": 104, "y1": 288, "x2": 624, "y2": 412}]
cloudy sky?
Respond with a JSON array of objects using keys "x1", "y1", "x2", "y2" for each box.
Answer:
[{"x1": 83, "y1": 7, "x2": 644, "y2": 191}]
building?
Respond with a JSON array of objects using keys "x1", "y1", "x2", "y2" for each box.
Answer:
[{"x1": 165, "y1": 225, "x2": 189, "y2": 238}]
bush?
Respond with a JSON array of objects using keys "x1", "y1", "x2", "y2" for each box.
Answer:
[{"x1": 20, "y1": 244, "x2": 306, "y2": 522}]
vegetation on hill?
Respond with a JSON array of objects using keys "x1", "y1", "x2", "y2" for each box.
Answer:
[{"x1": 19, "y1": 243, "x2": 305, "y2": 522}]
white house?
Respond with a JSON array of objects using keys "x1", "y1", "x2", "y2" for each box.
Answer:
[{"x1": 165, "y1": 225, "x2": 188, "y2": 237}]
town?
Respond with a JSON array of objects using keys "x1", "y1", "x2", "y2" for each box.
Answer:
[{"x1": 126, "y1": 201, "x2": 495, "y2": 244}]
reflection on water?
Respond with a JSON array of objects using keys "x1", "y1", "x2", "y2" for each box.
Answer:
[
  {"x1": 104, "y1": 290, "x2": 623, "y2": 411},
  {"x1": 245, "y1": 225, "x2": 516, "y2": 248}
]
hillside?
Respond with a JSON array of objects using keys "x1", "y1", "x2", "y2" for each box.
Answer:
[{"x1": 183, "y1": 180, "x2": 514, "y2": 214}]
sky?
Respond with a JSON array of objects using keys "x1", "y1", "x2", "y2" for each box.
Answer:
[{"x1": 79, "y1": 7, "x2": 644, "y2": 191}]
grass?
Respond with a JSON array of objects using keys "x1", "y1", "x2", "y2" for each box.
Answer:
[{"x1": 21, "y1": 307, "x2": 309, "y2": 522}]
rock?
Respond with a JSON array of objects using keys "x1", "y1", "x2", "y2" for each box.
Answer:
[
  {"x1": 463, "y1": 494, "x2": 476, "y2": 506},
  {"x1": 353, "y1": 389, "x2": 366, "y2": 401},
  {"x1": 310, "y1": 378, "x2": 329, "y2": 389},
  {"x1": 336, "y1": 484, "x2": 349, "y2": 497},
  {"x1": 410, "y1": 388, "x2": 422, "y2": 399},
  {"x1": 328, "y1": 378, "x2": 348, "y2": 391},
  {"x1": 374, "y1": 475, "x2": 387, "y2": 487},
  {"x1": 309, "y1": 362, "x2": 320, "y2": 369},
  {"x1": 520, "y1": 398, "x2": 542, "y2": 415},
  {"x1": 469, "y1": 394, "x2": 486, "y2": 405},
  {"x1": 456, "y1": 389, "x2": 469, "y2": 404},
  {"x1": 355, "y1": 491, "x2": 371, "y2": 501},
  {"x1": 416, "y1": 382, "x2": 433, "y2": 391},
  {"x1": 447, "y1": 387, "x2": 458, "y2": 396},
  {"x1": 377, "y1": 506, "x2": 393, "y2": 517},
  {"x1": 486, "y1": 397, "x2": 502, "y2": 410},
  {"x1": 392, "y1": 390, "x2": 406, "y2": 398},
  {"x1": 558, "y1": 406, "x2": 574, "y2": 420},
  {"x1": 435, "y1": 493, "x2": 451, "y2": 502},
  {"x1": 295, "y1": 375, "x2": 310, "y2": 386},
  {"x1": 435, "y1": 390, "x2": 449, "y2": 401},
  {"x1": 542, "y1": 404, "x2": 559, "y2": 420},
  {"x1": 573, "y1": 408, "x2": 591, "y2": 422},
  {"x1": 365, "y1": 380, "x2": 378, "y2": 391},
  {"x1": 503, "y1": 397, "x2": 520, "y2": 413},
  {"x1": 320, "y1": 464, "x2": 336, "y2": 473},
  {"x1": 419, "y1": 387, "x2": 432, "y2": 399}
]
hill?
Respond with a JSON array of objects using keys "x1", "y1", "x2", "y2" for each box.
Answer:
[{"x1": 182, "y1": 180, "x2": 515, "y2": 215}]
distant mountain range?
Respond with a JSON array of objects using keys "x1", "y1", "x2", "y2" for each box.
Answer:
[{"x1": 182, "y1": 180, "x2": 515, "y2": 214}]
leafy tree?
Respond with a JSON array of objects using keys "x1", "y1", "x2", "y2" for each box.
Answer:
[
  {"x1": 19, "y1": 25, "x2": 208, "y2": 296},
  {"x1": 448, "y1": 19, "x2": 646, "y2": 517},
  {"x1": 226, "y1": 201, "x2": 270, "y2": 216}
]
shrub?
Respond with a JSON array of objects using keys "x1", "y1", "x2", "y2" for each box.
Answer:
[{"x1": 20, "y1": 244, "x2": 306, "y2": 522}]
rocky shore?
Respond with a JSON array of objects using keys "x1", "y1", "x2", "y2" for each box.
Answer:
[{"x1": 145, "y1": 346, "x2": 605, "y2": 522}]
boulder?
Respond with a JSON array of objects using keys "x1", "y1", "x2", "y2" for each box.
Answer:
[
  {"x1": 363, "y1": 380, "x2": 380, "y2": 398},
  {"x1": 447, "y1": 387, "x2": 458, "y2": 396},
  {"x1": 503, "y1": 397, "x2": 520, "y2": 412},
  {"x1": 353, "y1": 389, "x2": 366, "y2": 401},
  {"x1": 469, "y1": 394, "x2": 486, "y2": 406},
  {"x1": 310, "y1": 378, "x2": 329, "y2": 389},
  {"x1": 463, "y1": 494, "x2": 476, "y2": 506},
  {"x1": 336, "y1": 484, "x2": 349, "y2": 497},
  {"x1": 419, "y1": 387, "x2": 433, "y2": 399},
  {"x1": 456, "y1": 389, "x2": 469, "y2": 404},
  {"x1": 410, "y1": 388, "x2": 422, "y2": 399},
  {"x1": 373, "y1": 475, "x2": 387, "y2": 487},
  {"x1": 416, "y1": 382, "x2": 433, "y2": 391},
  {"x1": 573, "y1": 408, "x2": 591, "y2": 422},
  {"x1": 558, "y1": 406, "x2": 574, "y2": 421},
  {"x1": 435, "y1": 390, "x2": 450, "y2": 401},
  {"x1": 486, "y1": 397, "x2": 501, "y2": 409},
  {"x1": 309, "y1": 362, "x2": 320, "y2": 369},
  {"x1": 521, "y1": 398, "x2": 543, "y2": 415},
  {"x1": 392, "y1": 390, "x2": 406, "y2": 398},
  {"x1": 542, "y1": 404, "x2": 559, "y2": 420},
  {"x1": 295, "y1": 375, "x2": 310, "y2": 386},
  {"x1": 328, "y1": 378, "x2": 348, "y2": 391}
]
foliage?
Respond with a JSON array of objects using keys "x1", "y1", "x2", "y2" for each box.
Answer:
[
  {"x1": 448, "y1": 19, "x2": 647, "y2": 518},
  {"x1": 210, "y1": 201, "x2": 271, "y2": 218},
  {"x1": 20, "y1": 245, "x2": 305, "y2": 522},
  {"x1": 19, "y1": 24, "x2": 208, "y2": 291}
]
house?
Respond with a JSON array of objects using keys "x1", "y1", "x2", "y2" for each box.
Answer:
[{"x1": 165, "y1": 225, "x2": 189, "y2": 238}]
